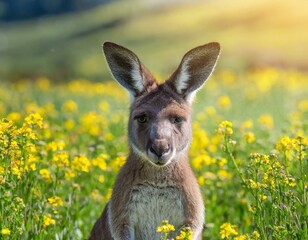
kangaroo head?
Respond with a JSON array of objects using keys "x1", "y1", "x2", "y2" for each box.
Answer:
[{"x1": 103, "y1": 42, "x2": 220, "y2": 167}]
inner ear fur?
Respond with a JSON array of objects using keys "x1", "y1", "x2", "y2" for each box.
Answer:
[{"x1": 167, "y1": 42, "x2": 220, "y2": 101}]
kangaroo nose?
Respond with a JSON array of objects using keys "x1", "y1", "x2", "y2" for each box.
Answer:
[{"x1": 149, "y1": 140, "x2": 170, "y2": 158}]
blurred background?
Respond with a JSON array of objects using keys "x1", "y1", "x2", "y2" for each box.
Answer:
[{"x1": 1, "y1": 0, "x2": 308, "y2": 82}]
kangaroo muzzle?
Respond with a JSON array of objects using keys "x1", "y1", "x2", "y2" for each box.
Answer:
[{"x1": 147, "y1": 139, "x2": 172, "y2": 166}]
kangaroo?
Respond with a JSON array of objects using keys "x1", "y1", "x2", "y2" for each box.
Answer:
[{"x1": 90, "y1": 41, "x2": 220, "y2": 240}]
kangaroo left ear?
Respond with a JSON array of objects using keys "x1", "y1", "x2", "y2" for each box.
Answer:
[
  {"x1": 103, "y1": 42, "x2": 156, "y2": 101},
  {"x1": 167, "y1": 42, "x2": 220, "y2": 103}
]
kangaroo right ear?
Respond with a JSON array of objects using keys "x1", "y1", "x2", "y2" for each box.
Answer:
[
  {"x1": 167, "y1": 42, "x2": 220, "y2": 103},
  {"x1": 103, "y1": 42, "x2": 156, "y2": 99}
]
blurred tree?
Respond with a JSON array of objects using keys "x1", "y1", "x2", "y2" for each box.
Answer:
[{"x1": 0, "y1": 0, "x2": 113, "y2": 22}]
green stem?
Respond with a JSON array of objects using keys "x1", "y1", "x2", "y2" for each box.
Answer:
[{"x1": 224, "y1": 135, "x2": 245, "y2": 184}]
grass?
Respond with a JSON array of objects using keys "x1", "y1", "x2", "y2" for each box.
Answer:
[
  {"x1": 0, "y1": 68, "x2": 307, "y2": 239},
  {"x1": 1, "y1": 0, "x2": 308, "y2": 81}
]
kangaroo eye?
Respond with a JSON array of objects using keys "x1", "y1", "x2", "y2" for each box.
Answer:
[
  {"x1": 136, "y1": 115, "x2": 148, "y2": 124},
  {"x1": 170, "y1": 116, "x2": 184, "y2": 124}
]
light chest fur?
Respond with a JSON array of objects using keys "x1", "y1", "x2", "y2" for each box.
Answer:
[{"x1": 128, "y1": 181, "x2": 185, "y2": 240}]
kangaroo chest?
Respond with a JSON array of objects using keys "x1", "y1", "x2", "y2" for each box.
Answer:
[{"x1": 128, "y1": 182, "x2": 185, "y2": 240}]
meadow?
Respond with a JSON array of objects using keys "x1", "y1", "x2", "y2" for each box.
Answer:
[{"x1": 0, "y1": 68, "x2": 307, "y2": 239}]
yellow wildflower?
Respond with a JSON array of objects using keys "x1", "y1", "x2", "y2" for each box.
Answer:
[
  {"x1": 62, "y1": 100, "x2": 78, "y2": 113},
  {"x1": 241, "y1": 120, "x2": 253, "y2": 129},
  {"x1": 176, "y1": 227, "x2": 193, "y2": 240},
  {"x1": 205, "y1": 106, "x2": 216, "y2": 116},
  {"x1": 46, "y1": 140, "x2": 66, "y2": 152},
  {"x1": 65, "y1": 169, "x2": 76, "y2": 180},
  {"x1": 258, "y1": 114, "x2": 273, "y2": 129},
  {"x1": 252, "y1": 231, "x2": 260, "y2": 238},
  {"x1": 218, "y1": 158, "x2": 228, "y2": 167},
  {"x1": 244, "y1": 132, "x2": 255, "y2": 143},
  {"x1": 24, "y1": 113, "x2": 43, "y2": 128},
  {"x1": 1, "y1": 228, "x2": 10, "y2": 235},
  {"x1": 218, "y1": 96, "x2": 231, "y2": 109},
  {"x1": 156, "y1": 220, "x2": 175, "y2": 234},
  {"x1": 39, "y1": 168, "x2": 52, "y2": 181},
  {"x1": 218, "y1": 121, "x2": 233, "y2": 136},
  {"x1": 99, "y1": 101, "x2": 110, "y2": 112},
  {"x1": 72, "y1": 155, "x2": 90, "y2": 172},
  {"x1": 11, "y1": 165, "x2": 23, "y2": 179},
  {"x1": 276, "y1": 136, "x2": 299, "y2": 152},
  {"x1": 98, "y1": 175, "x2": 105, "y2": 183},
  {"x1": 218, "y1": 170, "x2": 232, "y2": 180},
  {"x1": 92, "y1": 154, "x2": 108, "y2": 171},
  {"x1": 52, "y1": 152, "x2": 69, "y2": 167},
  {"x1": 198, "y1": 176, "x2": 205, "y2": 185},
  {"x1": 7, "y1": 112, "x2": 21, "y2": 123},
  {"x1": 113, "y1": 156, "x2": 126, "y2": 169},
  {"x1": 43, "y1": 214, "x2": 56, "y2": 227},
  {"x1": 234, "y1": 235, "x2": 248, "y2": 240},
  {"x1": 64, "y1": 119, "x2": 75, "y2": 130},
  {"x1": 220, "y1": 222, "x2": 238, "y2": 239},
  {"x1": 48, "y1": 196, "x2": 64, "y2": 208}
]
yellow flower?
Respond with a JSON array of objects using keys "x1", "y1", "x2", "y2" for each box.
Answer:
[
  {"x1": 198, "y1": 176, "x2": 205, "y2": 185},
  {"x1": 11, "y1": 165, "x2": 23, "y2": 179},
  {"x1": 205, "y1": 106, "x2": 216, "y2": 116},
  {"x1": 258, "y1": 114, "x2": 273, "y2": 129},
  {"x1": 62, "y1": 100, "x2": 78, "y2": 113},
  {"x1": 241, "y1": 120, "x2": 253, "y2": 130},
  {"x1": 218, "y1": 121, "x2": 233, "y2": 136},
  {"x1": 244, "y1": 132, "x2": 255, "y2": 143},
  {"x1": 99, "y1": 101, "x2": 110, "y2": 112},
  {"x1": 176, "y1": 227, "x2": 193, "y2": 240},
  {"x1": 7, "y1": 112, "x2": 21, "y2": 123},
  {"x1": 247, "y1": 179, "x2": 261, "y2": 189},
  {"x1": 43, "y1": 214, "x2": 56, "y2": 227},
  {"x1": 92, "y1": 154, "x2": 108, "y2": 171},
  {"x1": 218, "y1": 170, "x2": 232, "y2": 180},
  {"x1": 46, "y1": 141, "x2": 66, "y2": 152},
  {"x1": 218, "y1": 96, "x2": 231, "y2": 109},
  {"x1": 156, "y1": 220, "x2": 175, "y2": 234},
  {"x1": 24, "y1": 113, "x2": 43, "y2": 128},
  {"x1": 98, "y1": 175, "x2": 105, "y2": 183},
  {"x1": 113, "y1": 156, "x2": 126, "y2": 169},
  {"x1": 72, "y1": 155, "x2": 90, "y2": 172},
  {"x1": 52, "y1": 152, "x2": 69, "y2": 167},
  {"x1": 1, "y1": 228, "x2": 11, "y2": 235},
  {"x1": 48, "y1": 196, "x2": 64, "y2": 208},
  {"x1": 65, "y1": 169, "x2": 76, "y2": 180},
  {"x1": 220, "y1": 222, "x2": 238, "y2": 239},
  {"x1": 218, "y1": 158, "x2": 227, "y2": 167},
  {"x1": 64, "y1": 119, "x2": 75, "y2": 130},
  {"x1": 276, "y1": 136, "x2": 299, "y2": 152},
  {"x1": 252, "y1": 231, "x2": 260, "y2": 238},
  {"x1": 234, "y1": 235, "x2": 248, "y2": 240},
  {"x1": 39, "y1": 168, "x2": 52, "y2": 181}
]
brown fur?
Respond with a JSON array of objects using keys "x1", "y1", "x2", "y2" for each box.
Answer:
[{"x1": 90, "y1": 42, "x2": 220, "y2": 240}]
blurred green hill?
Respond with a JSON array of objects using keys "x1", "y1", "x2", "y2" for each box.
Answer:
[{"x1": 1, "y1": 0, "x2": 308, "y2": 81}]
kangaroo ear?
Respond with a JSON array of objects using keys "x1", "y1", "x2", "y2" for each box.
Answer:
[
  {"x1": 103, "y1": 42, "x2": 156, "y2": 99},
  {"x1": 167, "y1": 42, "x2": 220, "y2": 103}
]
